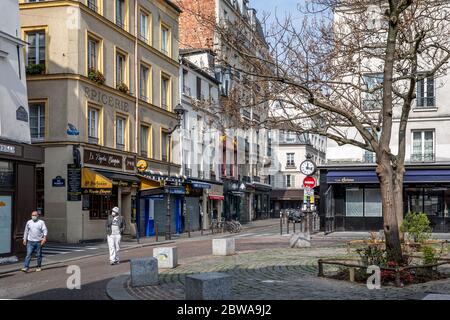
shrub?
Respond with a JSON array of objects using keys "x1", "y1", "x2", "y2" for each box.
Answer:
[
  {"x1": 88, "y1": 68, "x2": 105, "y2": 85},
  {"x1": 400, "y1": 212, "x2": 432, "y2": 243},
  {"x1": 26, "y1": 63, "x2": 45, "y2": 75},
  {"x1": 117, "y1": 82, "x2": 129, "y2": 94},
  {"x1": 422, "y1": 246, "x2": 439, "y2": 265},
  {"x1": 356, "y1": 245, "x2": 387, "y2": 267}
]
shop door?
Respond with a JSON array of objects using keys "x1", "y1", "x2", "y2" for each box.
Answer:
[
  {"x1": 0, "y1": 195, "x2": 13, "y2": 255},
  {"x1": 324, "y1": 186, "x2": 335, "y2": 234}
]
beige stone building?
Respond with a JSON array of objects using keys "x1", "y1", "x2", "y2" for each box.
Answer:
[{"x1": 19, "y1": 0, "x2": 182, "y2": 242}]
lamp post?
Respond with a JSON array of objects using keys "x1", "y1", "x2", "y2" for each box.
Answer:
[{"x1": 165, "y1": 103, "x2": 185, "y2": 240}]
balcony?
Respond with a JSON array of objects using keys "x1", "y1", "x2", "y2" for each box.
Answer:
[
  {"x1": 116, "y1": 18, "x2": 125, "y2": 29},
  {"x1": 140, "y1": 150, "x2": 148, "y2": 158},
  {"x1": 88, "y1": 136, "x2": 99, "y2": 145},
  {"x1": 411, "y1": 153, "x2": 435, "y2": 163}
]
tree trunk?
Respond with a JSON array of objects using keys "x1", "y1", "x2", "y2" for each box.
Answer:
[
  {"x1": 377, "y1": 157, "x2": 404, "y2": 264},
  {"x1": 393, "y1": 167, "x2": 405, "y2": 241}
]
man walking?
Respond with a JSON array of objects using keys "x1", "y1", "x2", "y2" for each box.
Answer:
[
  {"x1": 106, "y1": 207, "x2": 125, "y2": 265},
  {"x1": 22, "y1": 211, "x2": 48, "y2": 272}
]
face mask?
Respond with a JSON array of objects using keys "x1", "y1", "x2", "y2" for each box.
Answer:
[
  {"x1": 112, "y1": 212, "x2": 117, "y2": 217},
  {"x1": 32, "y1": 216, "x2": 38, "y2": 221}
]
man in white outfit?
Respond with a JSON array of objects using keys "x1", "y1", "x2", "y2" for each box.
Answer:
[{"x1": 106, "y1": 207, "x2": 125, "y2": 265}]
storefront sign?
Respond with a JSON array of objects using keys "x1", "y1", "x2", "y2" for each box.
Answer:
[
  {"x1": 136, "y1": 159, "x2": 148, "y2": 172},
  {"x1": 82, "y1": 188, "x2": 112, "y2": 195},
  {"x1": 0, "y1": 144, "x2": 16, "y2": 155},
  {"x1": 0, "y1": 196, "x2": 12, "y2": 254},
  {"x1": 84, "y1": 149, "x2": 123, "y2": 169},
  {"x1": 192, "y1": 182, "x2": 212, "y2": 189},
  {"x1": 52, "y1": 176, "x2": 66, "y2": 187},
  {"x1": 167, "y1": 187, "x2": 185, "y2": 195},
  {"x1": 83, "y1": 86, "x2": 130, "y2": 113},
  {"x1": 125, "y1": 157, "x2": 136, "y2": 171},
  {"x1": 67, "y1": 165, "x2": 82, "y2": 201}
]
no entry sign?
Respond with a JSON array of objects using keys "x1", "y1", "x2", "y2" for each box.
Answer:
[{"x1": 303, "y1": 176, "x2": 316, "y2": 188}]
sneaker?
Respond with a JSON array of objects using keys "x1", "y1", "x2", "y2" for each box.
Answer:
[
  {"x1": 36, "y1": 268, "x2": 42, "y2": 272},
  {"x1": 21, "y1": 268, "x2": 29, "y2": 273},
  {"x1": 114, "y1": 261, "x2": 120, "y2": 265},
  {"x1": 110, "y1": 262, "x2": 115, "y2": 265}
]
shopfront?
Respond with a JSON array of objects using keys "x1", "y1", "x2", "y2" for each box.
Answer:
[
  {"x1": 0, "y1": 140, "x2": 44, "y2": 256},
  {"x1": 253, "y1": 183, "x2": 272, "y2": 220},
  {"x1": 206, "y1": 183, "x2": 224, "y2": 224},
  {"x1": 319, "y1": 166, "x2": 450, "y2": 232}
]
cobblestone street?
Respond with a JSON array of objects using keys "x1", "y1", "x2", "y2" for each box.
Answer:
[{"x1": 121, "y1": 245, "x2": 450, "y2": 300}]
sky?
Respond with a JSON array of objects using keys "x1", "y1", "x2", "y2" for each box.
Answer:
[{"x1": 252, "y1": 0, "x2": 305, "y2": 26}]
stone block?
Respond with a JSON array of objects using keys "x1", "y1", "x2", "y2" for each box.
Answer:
[
  {"x1": 130, "y1": 257, "x2": 158, "y2": 287},
  {"x1": 185, "y1": 272, "x2": 232, "y2": 300},
  {"x1": 212, "y1": 238, "x2": 235, "y2": 256},
  {"x1": 153, "y1": 247, "x2": 178, "y2": 269},
  {"x1": 290, "y1": 232, "x2": 311, "y2": 248}
]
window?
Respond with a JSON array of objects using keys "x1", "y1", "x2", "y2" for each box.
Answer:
[
  {"x1": 161, "y1": 24, "x2": 170, "y2": 56},
  {"x1": 140, "y1": 125, "x2": 150, "y2": 157},
  {"x1": 116, "y1": 116, "x2": 126, "y2": 150},
  {"x1": 140, "y1": 64, "x2": 150, "y2": 101},
  {"x1": 196, "y1": 77, "x2": 202, "y2": 100},
  {"x1": 182, "y1": 69, "x2": 190, "y2": 95},
  {"x1": 161, "y1": 75, "x2": 171, "y2": 110},
  {"x1": 29, "y1": 102, "x2": 45, "y2": 141},
  {"x1": 139, "y1": 9, "x2": 150, "y2": 44},
  {"x1": 346, "y1": 188, "x2": 364, "y2": 217},
  {"x1": 362, "y1": 73, "x2": 383, "y2": 110},
  {"x1": 89, "y1": 187, "x2": 118, "y2": 220},
  {"x1": 115, "y1": 0, "x2": 126, "y2": 29},
  {"x1": 88, "y1": 107, "x2": 99, "y2": 144},
  {"x1": 286, "y1": 153, "x2": 295, "y2": 167},
  {"x1": 412, "y1": 130, "x2": 434, "y2": 162},
  {"x1": 26, "y1": 30, "x2": 46, "y2": 68},
  {"x1": 285, "y1": 174, "x2": 295, "y2": 188},
  {"x1": 364, "y1": 189, "x2": 382, "y2": 217},
  {"x1": 115, "y1": 50, "x2": 127, "y2": 87},
  {"x1": 161, "y1": 131, "x2": 169, "y2": 162},
  {"x1": 286, "y1": 131, "x2": 295, "y2": 142},
  {"x1": 417, "y1": 75, "x2": 435, "y2": 108},
  {"x1": 87, "y1": 0, "x2": 99, "y2": 12},
  {"x1": 87, "y1": 36, "x2": 100, "y2": 71}
]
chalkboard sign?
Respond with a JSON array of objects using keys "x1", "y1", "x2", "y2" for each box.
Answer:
[{"x1": 67, "y1": 164, "x2": 81, "y2": 201}]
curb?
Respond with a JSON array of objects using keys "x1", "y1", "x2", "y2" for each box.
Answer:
[
  {"x1": 106, "y1": 273, "x2": 136, "y2": 300},
  {"x1": 0, "y1": 241, "x2": 175, "y2": 276}
]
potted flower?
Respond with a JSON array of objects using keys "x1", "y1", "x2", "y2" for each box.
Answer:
[
  {"x1": 88, "y1": 68, "x2": 106, "y2": 85},
  {"x1": 117, "y1": 82, "x2": 129, "y2": 94},
  {"x1": 26, "y1": 63, "x2": 45, "y2": 75}
]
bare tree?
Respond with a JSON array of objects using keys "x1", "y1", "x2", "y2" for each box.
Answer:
[{"x1": 177, "y1": 0, "x2": 450, "y2": 262}]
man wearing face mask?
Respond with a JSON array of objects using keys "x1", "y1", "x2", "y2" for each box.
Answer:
[
  {"x1": 21, "y1": 211, "x2": 48, "y2": 272},
  {"x1": 106, "y1": 207, "x2": 125, "y2": 265}
]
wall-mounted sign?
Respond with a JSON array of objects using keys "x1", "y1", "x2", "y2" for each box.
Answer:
[
  {"x1": 67, "y1": 164, "x2": 82, "y2": 201},
  {"x1": 125, "y1": 157, "x2": 136, "y2": 171},
  {"x1": 167, "y1": 187, "x2": 185, "y2": 195},
  {"x1": 52, "y1": 176, "x2": 66, "y2": 187},
  {"x1": 84, "y1": 149, "x2": 123, "y2": 169},
  {"x1": 67, "y1": 123, "x2": 80, "y2": 136},
  {"x1": 136, "y1": 159, "x2": 148, "y2": 172},
  {"x1": 0, "y1": 144, "x2": 16, "y2": 155},
  {"x1": 16, "y1": 106, "x2": 29, "y2": 122},
  {"x1": 82, "y1": 188, "x2": 112, "y2": 195},
  {"x1": 83, "y1": 86, "x2": 130, "y2": 113}
]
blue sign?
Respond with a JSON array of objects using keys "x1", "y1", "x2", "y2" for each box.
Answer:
[
  {"x1": 192, "y1": 182, "x2": 212, "y2": 189},
  {"x1": 67, "y1": 123, "x2": 80, "y2": 136},
  {"x1": 52, "y1": 176, "x2": 66, "y2": 187},
  {"x1": 167, "y1": 187, "x2": 185, "y2": 195}
]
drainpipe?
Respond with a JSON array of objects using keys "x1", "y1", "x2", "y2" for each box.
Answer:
[{"x1": 134, "y1": 0, "x2": 139, "y2": 155}]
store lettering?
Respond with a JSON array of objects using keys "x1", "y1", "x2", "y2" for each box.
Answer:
[
  {"x1": 83, "y1": 86, "x2": 130, "y2": 113},
  {"x1": 0, "y1": 144, "x2": 15, "y2": 154},
  {"x1": 88, "y1": 153, "x2": 121, "y2": 166}
]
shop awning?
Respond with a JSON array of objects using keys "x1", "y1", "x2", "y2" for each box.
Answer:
[
  {"x1": 327, "y1": 169, "x2": 450, "y2": 184},
  {"x1": 209, "y1": 195, "x2": 225, "y2": 200},
  {"x1": 139, "y1": 176, "x2": 162, "y2": 191},
  {"x1": 95, "y1": 170, "x2": 140, "y2": 184},
  {"x1": 81, "y1": 168, "x2": 113, "y2": 189}
]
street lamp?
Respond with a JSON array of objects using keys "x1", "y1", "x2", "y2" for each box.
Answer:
[{"x1": 165, "y1": 103, "x2": 186, "y2": 240}]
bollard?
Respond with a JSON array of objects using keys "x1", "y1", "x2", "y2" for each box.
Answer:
[
  {"x1": 318, "y1": 259, "x2": 324, "y2": 277},
  {"x1": 287, "y1": 219, "x2": 290, "y2": 234},
  {"x1": 280, "y1": 215, "x2": 283, "y2": 236},
  {"x1": 155, "y1": 224, "x2": 159, "y2": 242},
  {"x1": 293, "y1": 221, "x2": 296, "y2": 233},
  {"x1": 349, "y1": 268, "x2": 355, "y2": 282}
]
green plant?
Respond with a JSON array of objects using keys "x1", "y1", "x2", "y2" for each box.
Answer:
[
  {"x1": 26, "y1": 63, "x2": 45, "y2": 75},
  {"x1": 422, "y1": 246, "x2": 439, "y2": 265},
  {"x1": 400, "y1": 212, "x2": 432, "y2": 243},
  {"x1": 116, "y1": 82, "x2": 129, "y2": 94},
  {"x1": 356, "y1": 245, "x2": 387, "y2": 267},
  {"x1": 88, "y1": 68, "x2": 105, "y2": 85}
]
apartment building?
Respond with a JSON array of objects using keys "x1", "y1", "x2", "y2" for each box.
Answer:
[
  {"x1": 19, "y1": 0, "x2": 182, "y2": 242},
  {"x1": 0, "y1": 0, "x2": 44, "y2": 257},
  {"x1": 178, "y1": 0, "x2": 272, "y2": 222},
  {"x1": 269, "y1": 130, "x2": 326, "y2": 214}
]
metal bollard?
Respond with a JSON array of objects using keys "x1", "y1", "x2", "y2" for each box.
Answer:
[
  {"x1": 280, "y1": 215, "x2": 283, "y2": 236},
  {"x1": 318, "y1": 259, "x2": 324, "y2": 277},
  {"x1": 287, "y1": 219, "x2": 290, "y2": 234},
  {"x1": 293, "y1": 221, "x2": 296, "y2": 233},
  {"x1": 155, "y1": 224, "x2": 159, "y2": 242}
]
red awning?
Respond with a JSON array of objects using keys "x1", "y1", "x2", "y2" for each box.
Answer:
[{"x1": 209, "y1": 195, "x2": 224, "y2": 200}]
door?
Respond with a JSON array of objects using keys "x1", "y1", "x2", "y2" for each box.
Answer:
[
  {"x1": 0, "y1": 195, "x2": 13, "y2": 255},
  {"x1": 324, "y1": 186, "x2": 335, "y2": 234}
]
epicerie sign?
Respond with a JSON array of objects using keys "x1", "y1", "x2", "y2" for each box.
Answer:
[
  {"x1": 83, "y1": 86, "x2": 130, "y2": 113},
  {"x1": 0, "y1": 144, "x2": 16, "y2": 154}
]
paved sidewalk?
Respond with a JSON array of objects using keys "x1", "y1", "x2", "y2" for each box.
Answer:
[{"x1": 108, "y1": 246, "x2": 450, "y2": 300}]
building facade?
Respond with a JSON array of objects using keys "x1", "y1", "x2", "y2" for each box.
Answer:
[
  {"x1": 178, "y1": 0, "x2": 272, "y2": 222},
  {"x1": 0, "y1": 0, "x2": 44, "y2": 257},
  {"x1": 269, "y1": 130, "x2": 326, "y2": 216},
  {"x1": 19, "y1": 0, "x2": 182, "y2": 242}
]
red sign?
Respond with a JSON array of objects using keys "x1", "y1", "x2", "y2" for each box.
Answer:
[{"x1": 303, "y1": 176, "x2": 316, "y2": 188}]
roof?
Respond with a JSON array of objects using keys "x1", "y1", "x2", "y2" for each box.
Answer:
[
  {"x1": 180, "y1": 57, "x2": 221, "y2": 85},
  {"x1": 164, "y1": 0, "x2": 182, "y2": 13},
  {"x1": 180, "y1": 48, "x2": 216, "y2": 56}
]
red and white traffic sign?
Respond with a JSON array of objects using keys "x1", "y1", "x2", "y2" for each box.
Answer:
[{"x1": 303, "y1": 176, "x2": 316, "y2": 189}]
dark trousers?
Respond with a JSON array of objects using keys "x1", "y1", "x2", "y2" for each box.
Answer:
[{"x1": 24, "y1": 241, "x2": 42, "y2": 268}]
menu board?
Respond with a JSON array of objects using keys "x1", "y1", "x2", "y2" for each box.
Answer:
[
  {"x1": 0, "y1": 196, "x2": 12, "y2": 254},
  {"x1": 67, "y1": 164, "x2": 81, "y2": 201}
]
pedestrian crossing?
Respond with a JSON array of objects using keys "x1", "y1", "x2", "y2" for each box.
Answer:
[
  {"x1": 225, "y1": 232, "x2": 277, "y2": 239},
  {"x1": 41, "y1": 245, "x2": 99, "y2": 256}
]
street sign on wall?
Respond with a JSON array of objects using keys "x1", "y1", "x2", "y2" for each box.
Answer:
[{"x1": 303, "y1": 176, "x2": 316, "y2": 189}]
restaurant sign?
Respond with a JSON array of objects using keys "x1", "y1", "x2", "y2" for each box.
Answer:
[{"x1": 84, "y1": 149, "x2": 123, "y2": 169}]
